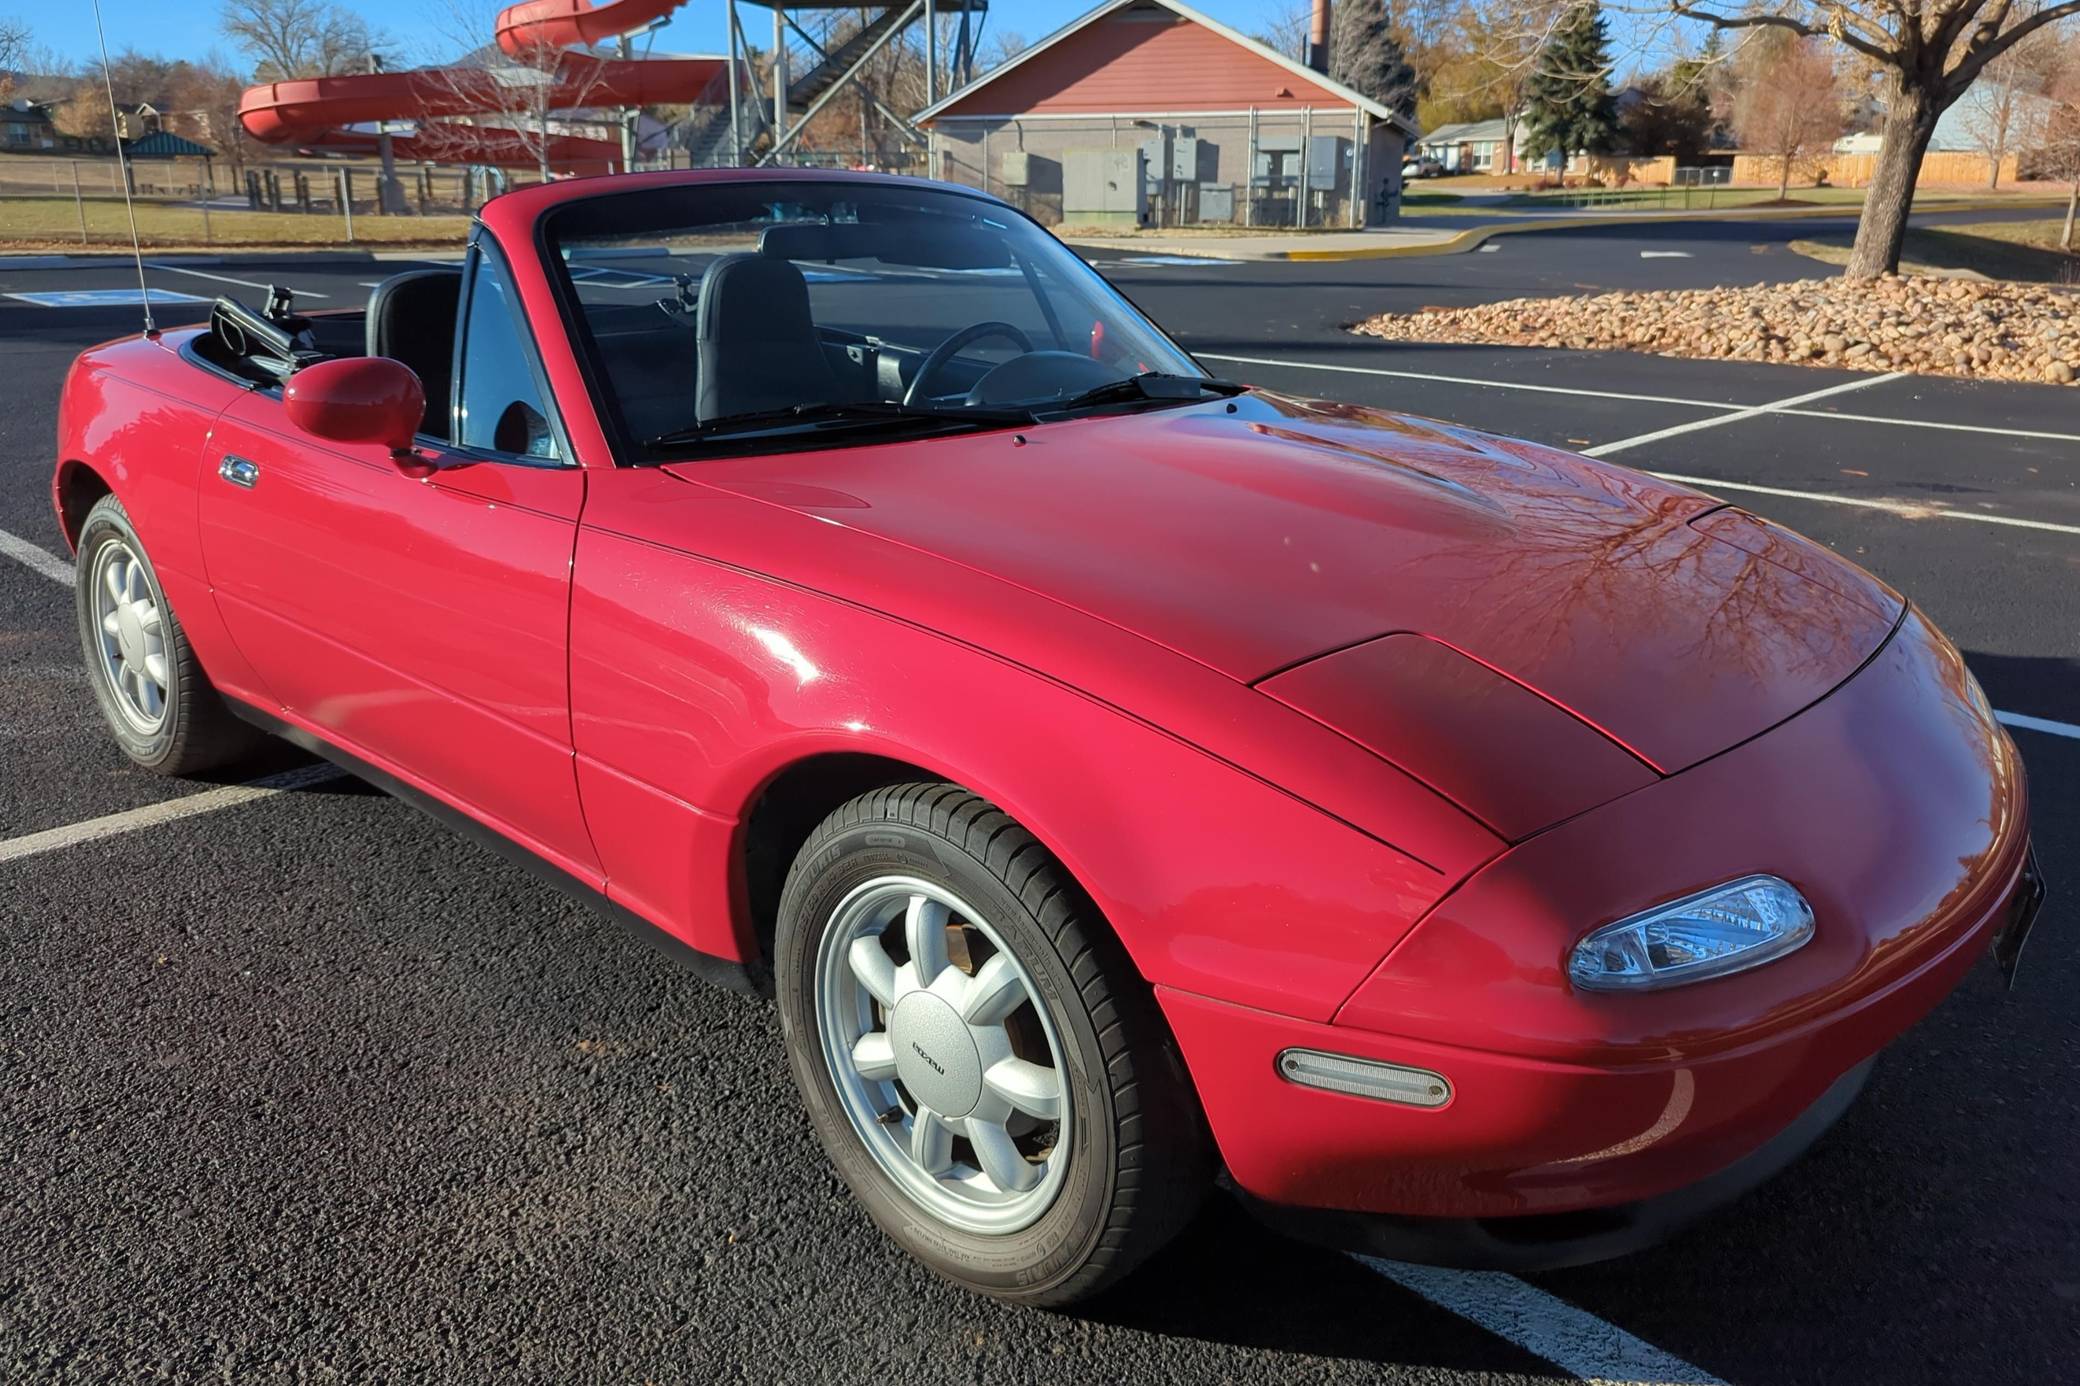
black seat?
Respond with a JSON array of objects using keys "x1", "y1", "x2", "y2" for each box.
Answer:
[
  {"x1": 365, "y1": 269, "x2": 462, "y2": 437},
  {"x1": 695, "y1": 254, "x2": 837, "y2": 423}
]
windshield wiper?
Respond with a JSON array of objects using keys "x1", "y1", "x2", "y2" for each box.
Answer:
[
  {"x1": 645, "y1": 399, "x2": 1031, "y2": 450},
  {"x1": 1039, "y1": 372, "x2": 1248, "y2": 416}
]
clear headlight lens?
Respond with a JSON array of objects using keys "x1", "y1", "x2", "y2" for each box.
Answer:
[{"x1": 1568, "y1": 875, "x2": 1815, "y2": 992}]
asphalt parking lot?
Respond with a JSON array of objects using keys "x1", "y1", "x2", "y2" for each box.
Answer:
[{"x1": 2, "y1": 239, "x2": 2076, "y2": 1384}]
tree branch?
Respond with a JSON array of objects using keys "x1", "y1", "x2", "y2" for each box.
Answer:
[
  {"x1": 1664, "y1": 2, "x2": 1903, "y2": 64},
  {"x1": 1947, "y1": 0, "x2": 2080, "y2": 93}
]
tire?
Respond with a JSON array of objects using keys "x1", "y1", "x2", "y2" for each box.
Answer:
[
  {"x1": 775, "y1": 783, "x2": 1211, "y2": 1307},
  {"x1": 75, "y1": 494, "x2": 261, "y2": 776}
]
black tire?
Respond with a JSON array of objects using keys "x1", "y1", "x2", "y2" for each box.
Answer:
[
  {"x1": 775, "y1": 782, "x2": 1211, "y2": 1307},
  {"x1": 74, "y1": 494, "x2": 261, "y2": 776}
]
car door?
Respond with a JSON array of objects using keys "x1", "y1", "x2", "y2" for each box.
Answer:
[{"x1": 198, "y1": 237, "x2": 600, "y2": 880}]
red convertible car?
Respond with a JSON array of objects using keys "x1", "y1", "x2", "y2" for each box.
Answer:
[{"x1": 53, "y1": 169, "x2": 2041, "y2": 1305}]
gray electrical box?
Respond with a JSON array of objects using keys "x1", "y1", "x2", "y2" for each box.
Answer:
[
  {"x1": 1170, "y1": 136, "x2": 1199, "y2": 180},
  {"x1": 1197, "y1": 183, "x2": 1234, "y2": 222},
  {"x1": 1064, "y1": 148, "x2": 1148, "y2": 226},
  {"x1": 1000, "y1": 151, "x2": 1030, "y2": 187},
  {"x1": 1307, "y1": 136, "x2": 1348, "y2": 192}
]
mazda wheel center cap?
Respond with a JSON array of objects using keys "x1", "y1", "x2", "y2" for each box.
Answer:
[{"x1": 888, "y1": 993, "x2": 983, "y2": 1117}]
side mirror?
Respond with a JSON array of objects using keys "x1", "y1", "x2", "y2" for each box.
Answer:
[{"x1": 284, "y1": 356, "x2": 425, "y2": 456}]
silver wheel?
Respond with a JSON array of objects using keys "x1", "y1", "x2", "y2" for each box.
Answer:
[
  {"x1": 814, "y1": 875, "x2": 1071, "y2": 1235},
  {"x1": 89, "y1": 537, "x2": 169, "y2": 734}
]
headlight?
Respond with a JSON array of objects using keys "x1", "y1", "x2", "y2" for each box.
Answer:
[{"x1": 1568, "y1": 875, "x2": 1814, "y2": 992}]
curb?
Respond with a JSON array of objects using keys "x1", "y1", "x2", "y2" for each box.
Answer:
[{"x1": 1277, "y1": 197, "x2": 2070, "y2": 262}]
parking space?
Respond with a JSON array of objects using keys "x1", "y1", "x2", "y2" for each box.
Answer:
[{"x1": 2, "y1": 249, "x2": 2075, "y2": 1383}]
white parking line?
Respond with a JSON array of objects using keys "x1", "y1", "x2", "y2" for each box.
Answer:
[
  {"x1": 1360, "y1": 1259, "x2": 1728, "y2": 1385},
  {"x1": 1202, "y1": 352, "x2": 1740, "y2": 411},
  {"x1": 0, "y1": 764, "x2": 347, "y2": 867},
  {"x1": 1585, "y1": 374, "x2": 1908, "y2": 456},
  {"x1": 0, "y1": 526, "x2": 75, "y2": 586},
  {"x1": 145, "y1": 263, "x2": 331, "y2": 299},
  {"x1": 1647, "y1": 471, "x2": 2080, "y2": 537},
  {"x1": 1200, "y1": 353, "x2": 2080, "y2": 446},
  {"x1": 1997, "y1": 710, "x2": 2080, "y2": 740}
]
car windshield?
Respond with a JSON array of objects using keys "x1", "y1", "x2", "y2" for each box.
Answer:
[{"x1": 542, "y1": 179, "x2": 1210, "y2": 456}]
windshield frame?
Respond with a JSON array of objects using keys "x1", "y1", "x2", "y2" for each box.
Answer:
[{"x1": 532, "y1": 175, "x2": 1211, "y2": 467}]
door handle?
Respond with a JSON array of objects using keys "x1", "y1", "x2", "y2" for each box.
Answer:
[{"x1": 218, "y1": 455, "x2": 259, "y2": 489}]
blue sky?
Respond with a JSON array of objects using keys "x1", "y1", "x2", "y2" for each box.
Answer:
[
  {"x1": 19, "y1": 0, "x2": 1685, "y2": 79},
  {"x1": 17, "y1": 0, "x2": 1285, "y2": 70}
]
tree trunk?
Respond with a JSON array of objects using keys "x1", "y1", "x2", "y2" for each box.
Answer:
[
  {"x1": 1777, "y1": 151, "x2": 1792, "y2": 202},
  {"x1": 2063, "y1": 177, "x2": 2077, "y2": 251},
  {"x1": 1845, "y1": 79, "x2": 1941, "y2": 280}
]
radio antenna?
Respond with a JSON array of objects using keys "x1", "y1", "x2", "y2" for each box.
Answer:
[{"x1": 89, "y1": 0, "x2": 156, "y2": 336}]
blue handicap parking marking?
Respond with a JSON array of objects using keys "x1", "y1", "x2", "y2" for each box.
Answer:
[
  {"x1": 1115, "y1": 255, "x2": 1242, "y2": 267},
  {"x1": 6, "y1": 288, "x2": 212, "y2": 308}
]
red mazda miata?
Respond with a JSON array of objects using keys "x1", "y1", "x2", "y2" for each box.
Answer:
[{"x1": 53, "y1": 169, "x2": 2041, "y2": 1305}]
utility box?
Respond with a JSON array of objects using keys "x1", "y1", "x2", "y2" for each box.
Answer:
[
  {"x1": 1307, "y1": 135, "x2": 1348, "y2": 192},
  {"x1": 1197, "y1": 183, "x2": 1234, "y2": 222},
  {"x1": 1063, "y1": 147, "x2": 1147, "y2": 227},
  {"x1": 1000, "y1": 151, "x2": 1030, "y2": 187}
]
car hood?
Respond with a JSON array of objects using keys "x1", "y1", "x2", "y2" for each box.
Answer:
[{"x1": 669, "y1": 392, "x2": 1902, "y2": 775}]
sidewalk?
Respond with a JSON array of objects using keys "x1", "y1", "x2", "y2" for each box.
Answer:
[{"x1": 1062, "y1": 225, "x2": 1466, "y2": 261}]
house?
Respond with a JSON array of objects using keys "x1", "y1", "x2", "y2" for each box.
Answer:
[
  {"x1": 914, "y1": 0, "x2": 1420, "y2": 228},
  {"x1": 1414, "y1": 116, "x2": 1522, "y2": 173},
  {"x1": 1, "y1": 96, "x2": 60, "y2": 152}
]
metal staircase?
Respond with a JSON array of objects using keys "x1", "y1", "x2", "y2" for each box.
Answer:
[{"x1": 719, "y1": 0, "x2": 987, "y2": 166}]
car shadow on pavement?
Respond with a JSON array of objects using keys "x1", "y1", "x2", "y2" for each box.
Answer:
[{"x1": 1080, "y1": 1195, "x2": 1565, "y2": 1377}]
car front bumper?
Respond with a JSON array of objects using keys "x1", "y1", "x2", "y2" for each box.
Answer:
[{"x1": 1157, "y1": 605, "x2": 2038, "y2": 1265}]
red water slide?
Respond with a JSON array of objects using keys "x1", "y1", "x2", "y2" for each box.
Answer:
[
  {"x1": 238, "y1": 0, "x2": 723, "y2": 169},
  {"x1": 494, "y1": 0, "x2": 687, "y2": 54}
]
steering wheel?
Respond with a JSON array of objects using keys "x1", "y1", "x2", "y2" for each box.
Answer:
[{"x1": 903, "y1": 321, "x2": 1035, "y2": 407}]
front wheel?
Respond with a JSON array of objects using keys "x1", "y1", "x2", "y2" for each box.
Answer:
[{"x1": 775, "y1": 783, "x2": 1210, "y2": 1306}]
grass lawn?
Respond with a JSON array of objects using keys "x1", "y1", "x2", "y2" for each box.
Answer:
[
  {"x1": 1790, "y1": 218, "x2": 2080, "y2": 283},
  {"x1": 0, "y1": 196, "x2": 474, "y2": 250}
]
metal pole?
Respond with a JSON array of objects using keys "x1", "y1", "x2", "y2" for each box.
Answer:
[
  {"x1": 1350, "y1": 106, "x2": 1363, "y2": 228},
  {"x1": 201, "y1": 194, "x2": 212, "y2": 243},
  {"x1": 1299, "y1": 106, "x2": 1312, "y2": 229},
  {"x1": 339, "y1": 168, "x2": 355, "y2": 243},
  {"x1": 772, "y1": 2, "x2": 789, "y2": 162},
  {"x1": 980, "y1": 125, "x2": 989, "y2": 194},
  {"x1": 71, "y1": 161, "x2": 88, "y2": 243},
  {"x1": 926, "y1": 0, "x2": 938, "y2": 106},
  {"x1": 726, "y1": 0, "x2": 743, "y2": 165},
  {"x1": 1245, "y1": 108, "x2": 1256, "y2": 227}
]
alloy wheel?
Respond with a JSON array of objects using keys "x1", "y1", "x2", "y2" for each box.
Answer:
[{"x1": 813, "y1": 875, "x2": 1071, "y2": 1235}]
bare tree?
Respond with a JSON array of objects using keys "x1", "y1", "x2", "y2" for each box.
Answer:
[
  {"x1": 415, "y1": 0, "x2": 612, "y2": 181},
  {"x1": 0, "y1": 16, "x2": 29, "y2": 100},
  {"x1": 2044, "y1": 45, "x2": 2080, "y2": 247},
  {"x1": 219, "y1": 0, "x2": 389, "y2": 81},
  {"x1": 1436, "y1": 3, "x2": 1569, "y2": 174},
  {"x1": 1954, "y1": 34, "x2": 2054, "y2": 188},
  {"x1": 1729, "y1": 30, "x2": 1845, "y2": 200},
  {"x1": 1648, "y1": 1, "x2": 2080, "y2": 278}
]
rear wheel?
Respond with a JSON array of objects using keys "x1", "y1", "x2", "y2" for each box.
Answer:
[
  {"x1": 75, "y1": 495, "x2": 259, "y2": 775},
  {"x1": 776, "y1": 782, "x2": 1210, "y2": 1306}
]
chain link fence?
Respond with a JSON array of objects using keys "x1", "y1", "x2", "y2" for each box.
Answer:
[
  {"x1": 923, "y1": 109, "x2": 1399, "y2": 230},
  {"x1": 0, "y1": 153, "x2": 586, "y2": 246}
]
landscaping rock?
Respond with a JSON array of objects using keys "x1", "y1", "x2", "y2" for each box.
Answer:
[{"x1": 1350, "y1": 276, "x2": 2079, "y2": 388}]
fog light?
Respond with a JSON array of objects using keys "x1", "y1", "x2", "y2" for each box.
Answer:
[
  {"x1": 1276, "y1": 1049, "x2": 1451, "y2": 1107},
  {"x1": 1569, "y1": 874, "x2": 1815, "y2": 992}
]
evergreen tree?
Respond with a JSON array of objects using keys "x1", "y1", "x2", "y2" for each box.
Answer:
[
  {"x1": 1520, "y1": 3, "x2": 1618, "y2": 163},
  {"x1": 1331, "y1": 1, "x2": 1419, "y2": 121}
]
